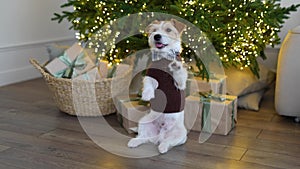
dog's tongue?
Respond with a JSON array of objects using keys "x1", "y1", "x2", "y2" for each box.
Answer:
[{"x1": 155, "y1": 43, "x2": 164, "y2": 48}]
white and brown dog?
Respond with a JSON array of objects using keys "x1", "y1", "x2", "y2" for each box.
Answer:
[{"x1": 128, "y1": 19, "x2": 188, "y2": 154}]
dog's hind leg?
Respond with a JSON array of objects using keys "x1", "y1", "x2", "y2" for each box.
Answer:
[
  {"x1": 157, "y1": 112, "x2": 187, "y2": 153},
  {"x1": 128, "y1": 138, "x2": 149, "y2": 148},
  {"x1": 127, "y1": 123, "x2": 158, "y2": 148},
  {"x1": 128, "y1": 110, "x2": 162, "y2": 148},
  {"x1": 158, "y1": 129, "x2": 187, "y2": 153}
]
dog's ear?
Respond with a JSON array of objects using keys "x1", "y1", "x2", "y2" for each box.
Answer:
[
  {"x1": 151, "y1": 20, "x2": 161, "y2": 25},
  {"x1": 171, "y1": 19, "x2": 186, "y2": 34},
  {"x1": 145, "y1": 25, "x2": 151, "y2": 35},
  {"x1": 145, "y1": 20, "x2": 160, "y2": 35}
]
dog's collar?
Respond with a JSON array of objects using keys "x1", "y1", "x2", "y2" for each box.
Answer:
[{"x1": 152, "y1": 49, "x2": 181, "y2": 61}]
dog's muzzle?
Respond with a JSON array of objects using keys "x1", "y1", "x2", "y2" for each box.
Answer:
[
  {"x1": 154, "y1": 34, "x2": 162, "y2": 41},
  {"x1": 154, "y1": 34, "x2": 168, "y2": 49}
]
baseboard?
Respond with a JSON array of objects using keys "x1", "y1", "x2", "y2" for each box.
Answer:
[
  {"x1": 0, "y1": 37, "x2": 75, "y2": 52},
  {"x1": 0, "y1": 37, "x2": 75, "y2": 87},
  {"x1": 0, "y1": 65, "x2": 42, "y2": 86}
]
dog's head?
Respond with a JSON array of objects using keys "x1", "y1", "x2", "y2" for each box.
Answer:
[{"x1": 146, "y1": 19, "x2": 186, "y2": 54}]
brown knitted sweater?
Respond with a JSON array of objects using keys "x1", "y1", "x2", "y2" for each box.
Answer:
[{"x1": 146, "y1": 59, "x2": 185, "y2": 113}]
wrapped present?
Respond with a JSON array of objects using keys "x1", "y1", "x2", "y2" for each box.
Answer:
[
  {"x1": 97, "y1": 60, "x2": 131, "y2": 78},
  {"x1": 45, "y1": 43, "x2": 95, "y2": 78},
  {"x1": 186, "y1": 74, "x2": 226, "y2": 96},
  {"x1": 107, "y1": 63, "x2": 130, "y2": 78},
  {"x1": 185, "y1": 93, "x2": 237, "y2": 135},
  {"x1": 75, "y1": 63, "x2": 131, "y2": 81},
  {"x1": 97, "y1": 60, "x2": 109, "y2": 78},
  {"x1": 74, "y1": 67, "x2": 101, "y2": 81},
  {"x1": 115, "y1": 64, "x2": 131, "y2": 77},
  {"x1": 116, "y1": 96, "x2": 149, "y2": 134}
]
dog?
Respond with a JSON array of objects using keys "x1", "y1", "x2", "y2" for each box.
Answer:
[
  {"x1": 128, "y1": 19, "x2": 188, "y2": 154},
  {"x1": 168, "y1": 60, "x2": 188, "y2": 90}
]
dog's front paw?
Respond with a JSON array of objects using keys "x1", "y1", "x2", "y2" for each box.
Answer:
[
  {"x1": 158, "y1": 143, "x2": 170, "y2": 154},
  {"x1": 141, "y1": 88, "x2": 155, "y2": 101}
]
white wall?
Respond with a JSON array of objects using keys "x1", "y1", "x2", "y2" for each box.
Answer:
[
  {"x1": 279, "y1": 0, "x2": 300, "y2": 42},
  {"x1": 0, "y1": 0, "x2": 299, "y2": 86},
  {"x1": 0, "y1": 0, "x2": 75, "y2": 86}
]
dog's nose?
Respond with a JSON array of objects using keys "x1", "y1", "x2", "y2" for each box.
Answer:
[{"x1": 154, "y1": 34, "x2": 162, "y2": 41}]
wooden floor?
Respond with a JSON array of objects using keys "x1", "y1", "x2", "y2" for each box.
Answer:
[{"x1": 0, "y1": 78, "x2": 300, "y2": 169}]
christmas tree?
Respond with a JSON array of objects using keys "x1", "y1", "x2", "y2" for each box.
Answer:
[{"x1": 52, "y1": 0, "x2": 299, "y2": 77}]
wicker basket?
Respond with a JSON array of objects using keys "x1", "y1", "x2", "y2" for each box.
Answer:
[{"x1": 30, "y1": 59, "x2": 132, "y2": 116}]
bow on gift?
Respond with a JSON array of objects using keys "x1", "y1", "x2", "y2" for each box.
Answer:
[
  {"x1": 198, "y1": 92, "x2": 227, "y2": 102},
  {"x1": 54, "y1": 52, "x2": 87, "y2": 78},
  {"x1": 196, "y1": 92, "x2": 236, "y2": 133}
]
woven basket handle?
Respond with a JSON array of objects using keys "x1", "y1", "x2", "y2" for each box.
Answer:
[{"x1": 29, "y1": 58, "x2": 49, "y2": 77}]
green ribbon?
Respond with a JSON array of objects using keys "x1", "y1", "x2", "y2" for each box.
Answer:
[
  {"x1": 189, "y1": 70, "x2": 219, "y2": 80},
  {"x1": 231, "y1": 101, "x2": 236, "y2": 129},
  {"x1": 106, "y1": 65, "x2": 117, "y2": 78},
  {"x1": 118, "y1": 97, "x2": 141, "y2": 103},
  {"x1": 199, "y1": 92, "x2": 214, "y2": 133},
  {"x1": 201, "y1": 101, "x2": 212, "y2": 133},
  {"x1": 117, "y1": 97, "x2": 142, "y2": 118},
  {"x1": 118, "y1": 97, "x2": 149, "y2": 107},
  {"x1": 81, "y1": 73, "x2": 90, "y2": 81},
  {"x1": 195, "y1": 92, "x2": 236, "y2": 133},
  {"x1": 53, "y1": 52, "x2": 87, "y2": 78}
]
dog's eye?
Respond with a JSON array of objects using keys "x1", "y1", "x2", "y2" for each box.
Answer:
[
  {"x1": 166, "y1": 28, "x2": 172, "y2": 32},
  {"x1": 152, "y1": 29, "x2": 157, "y2": 32}
]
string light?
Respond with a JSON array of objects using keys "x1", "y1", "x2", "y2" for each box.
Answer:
[{"x1": 52, "y1": 0, "x2": 298, "y2": 77}]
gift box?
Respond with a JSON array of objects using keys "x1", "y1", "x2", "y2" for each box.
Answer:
[
  {"x1": 116, "y1": 96, "x2": 149, "y2": 134},
  {"x1": 115, "y1": 64, "x2": 131, "y2": 77},
  {"x1": 185, "y1": 93, "x2": 237, "y2": 135},
  {"x1": 45, "y1": 43, "x2": 95, "y2": 78},
  {"x1": 74, "y1": 67, "x2": 101, "y2": 81},
  {"x1": 98, "y1": 60, "x2": 109, "y2": 78},
  {"x1": 186, "y1": 74, "x2": 226, "y2": 96},
  {"x1": 97, "y1": 60, "x2": 132, "y2": 78}
]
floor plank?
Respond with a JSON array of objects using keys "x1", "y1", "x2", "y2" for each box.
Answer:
[
  {"x1": 156, "y1": 148, "x2": 281, "y2": 169},
  {"x1": 176, "y1": 139, "x2": 247, "y2": 160},
  {"x1": 242, "y1": 150, "x2": 300, "y2": 169},
  {"x1": 0, "y1": 130, "x2": 192, "y2": 169},
  {"x1": 204, "y1": 133, "x2": 300, "y2": 158},
  {"x1": 237, "y1": 118, "x2": 300, "y2": 133},
  {"x1": 0, "y1": 162, "x2": 23, "y2": 169},
  {"x1": 229, "y1": 126, "x2": 262, "y2": 138},
  {"x1": 0, "y1": 144, "x2": 9, "y2": 152},
  {"x1": 258, "y1": 130, "x2": 300, "y2": 145},
  {"x1": 237, "y1": 109, "x2": 275, "y2": 121},
  {"x1": 40, "y1": 128, "x2": 98, "y2": 149},
  {"x1": 0, "y1": 148, "x2": 102, "y2": 169}
]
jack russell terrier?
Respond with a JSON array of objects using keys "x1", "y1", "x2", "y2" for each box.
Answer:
[{"x1": 128, "y1": 19, "x2": 188, "y2": 154}]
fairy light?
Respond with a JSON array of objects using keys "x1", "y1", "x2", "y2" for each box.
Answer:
[{"x1": 64, "y1": 0, "x2": 295, "y2": 75}]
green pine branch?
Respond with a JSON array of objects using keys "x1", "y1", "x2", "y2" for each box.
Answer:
[{"x1": 52, "y1": 0, "x2": 300, "y2": 78}]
